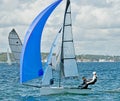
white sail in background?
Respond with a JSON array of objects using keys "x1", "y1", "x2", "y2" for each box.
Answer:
[
  {"x1": 60, "y1": 0, "x2": 79, "y2": 77},
  {"x1": 7, "y1": 48, "x2": 12, "y2": 65},
  {"x1": 8, "y1": 29, "x2": 22, "y2": 64}
]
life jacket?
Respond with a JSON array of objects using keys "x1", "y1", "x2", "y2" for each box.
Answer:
[
  {"x1": 89, "y1": 76, "x2": 97, "y2": 85},
  {"x1": 87, "y1": 76, "x2": 97, "y2": 85}
]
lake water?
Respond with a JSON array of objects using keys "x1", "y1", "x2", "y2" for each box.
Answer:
[{"x1": 0, "y1": 62, "x2": 120, "y2": 101}]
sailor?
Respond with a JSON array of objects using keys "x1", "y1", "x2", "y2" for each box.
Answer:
[
  {"x1": 86, "y1": 71, "x2": 97, "y2": 85},
  {"x1": 78, "y1": 72, "x2": 97, "y2": 89},
  {"x1": 50, "y1": 78, "x2": 54, "y2": 85},
  {"x1": 78, "y1": 77, "x2": 88, "y2": 89}
]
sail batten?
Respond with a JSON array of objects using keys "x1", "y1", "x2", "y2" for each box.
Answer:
[{"x1": 64, "y1": 24, "x2": 72, "y2": 26}]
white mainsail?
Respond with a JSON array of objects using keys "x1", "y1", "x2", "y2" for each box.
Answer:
[
  {"x1": 7, "y1": 48, "x2": 12, "y2": 65},
  {"x1": 8, "y1": 29, "x2": 22, "y2": 64},
  {"x1": 60, "y1": 0, "x2": 79, "y2": 77}
]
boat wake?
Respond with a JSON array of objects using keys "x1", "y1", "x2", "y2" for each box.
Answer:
[{"x1": 104, "y1": 88, "x2": 120, "y2": 93}]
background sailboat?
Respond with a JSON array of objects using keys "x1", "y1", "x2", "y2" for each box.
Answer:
[
  {"x1": 7, "y1": 48, "x2": 12, "y2": 65},
  {"x1": 8, "y1": 29, "x2": 22, "y2": 64}
]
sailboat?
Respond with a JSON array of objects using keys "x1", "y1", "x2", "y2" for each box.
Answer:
[
  {"x1": 7, "y1": 48, "x2": 12, "y2": 65},
  {"x1": 20, "y1": 0, "x2": 91, "y2": 95},
  {"x1": 8, "y1": 29, "x2": 22, "y2": 64}
]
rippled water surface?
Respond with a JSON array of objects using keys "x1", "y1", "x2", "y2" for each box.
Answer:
[{"x1": 0, "y1": 62, "x2": 120, "y2": 101}]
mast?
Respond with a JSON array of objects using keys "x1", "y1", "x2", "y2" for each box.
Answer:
[{"x1": 59, "y1": 0, "x2": 79, "y2": 86}]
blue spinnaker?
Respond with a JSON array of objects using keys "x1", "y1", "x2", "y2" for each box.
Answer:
[{"x1": 20, "y1": 0, "x2": 62, "y2": 83}]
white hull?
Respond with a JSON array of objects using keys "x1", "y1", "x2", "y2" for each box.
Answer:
[{"x1": 40, "y1": 87, "x2": 92, "y2": 96}]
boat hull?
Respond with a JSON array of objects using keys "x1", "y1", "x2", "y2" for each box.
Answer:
[{"x1": 40, "y1": 87, "x2": 92, "y2": 96}]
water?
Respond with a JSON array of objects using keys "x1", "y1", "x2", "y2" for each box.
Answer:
[{"x1": 0, "y1": 62, "x2": 120, "y2": 101}]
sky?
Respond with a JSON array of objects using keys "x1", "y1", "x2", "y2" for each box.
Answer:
[{"x1": 0, "y1": 0, "x2": 120, "y2": 56}]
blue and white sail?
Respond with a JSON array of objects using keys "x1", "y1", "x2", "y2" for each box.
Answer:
[{"x1": 20, "y1": 0, "x2": 62, "y2": 83}]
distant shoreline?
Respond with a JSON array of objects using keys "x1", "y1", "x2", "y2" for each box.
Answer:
[{"x1": 1, "y1": 52, "x2": 120, "y2": 63}]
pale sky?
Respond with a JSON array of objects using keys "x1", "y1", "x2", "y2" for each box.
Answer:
[{"x1": 0, "y1": 0, "x2": 120, "y2": 56}]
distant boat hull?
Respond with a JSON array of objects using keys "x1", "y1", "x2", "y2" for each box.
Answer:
[
  {"x1": 7, "y1": 48, "x2": 12, "y2": 65},
  {"x1": 40, "y1": 87, "x2": 92, "y2": 96}
]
